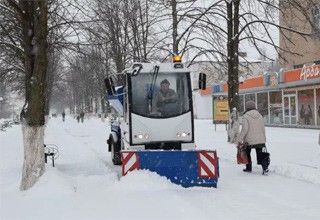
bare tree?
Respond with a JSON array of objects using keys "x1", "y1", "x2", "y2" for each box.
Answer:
[
  {"x1": 0, "y1": 0, "x2": 49, "y2": 190},
  {"x1": 225, "y1": 0, "x2": 317, "y2": 111},
  {"x1": 185, "y1": 0, "x2": 317, "y2": 111},
  {"x1": 151, "y1": 0, "x2": 316, "y2": 112},
  {"x1": 0, "y1": 0, "x2": 89, "y2": 190},
  {"x1": 149, "y1": 0, "x2": 213, "y2": 59}
]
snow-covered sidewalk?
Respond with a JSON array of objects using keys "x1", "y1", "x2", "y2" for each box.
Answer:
[
  {"x1": 195, "y1": 120, "x2": 320, "y2": 185},
  {"x1": 1, "y1": 117, "x2": 320, "y2": 220}
]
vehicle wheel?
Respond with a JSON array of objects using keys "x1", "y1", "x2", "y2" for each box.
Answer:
[{"x1": 110, "y1": 136, "x2": 122, "y2": 165}]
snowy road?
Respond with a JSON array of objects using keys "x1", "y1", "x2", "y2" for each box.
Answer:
[{"x1": 1, "y1": 116, "x2": 320, "y2": 219}]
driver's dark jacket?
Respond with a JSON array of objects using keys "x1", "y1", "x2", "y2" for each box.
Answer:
[{"x1": 153, "y1": 89, "x2": 177, "y2": 110}]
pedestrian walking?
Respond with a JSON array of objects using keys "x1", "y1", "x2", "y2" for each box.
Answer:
[
  {"x1": 304, "y1": 105, "x2": 312, "y2": 125},
  {"x1": 238, "y1": 100, "x2": 269, "y2": 175},
  {"x1": 80, "y1": 112, "x2": 84, "y2": 123},
  {"x1": 62, "y1": 111, "x2": 65, "y2": 122}
]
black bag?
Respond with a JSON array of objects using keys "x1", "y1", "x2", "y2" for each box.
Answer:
[{"x1": 260, "y1": 147, "x2": 270, "y2": 169}]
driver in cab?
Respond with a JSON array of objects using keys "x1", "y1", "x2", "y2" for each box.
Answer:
[{"x1": 153, "y1": 79, "x2": 177, "y2": 114}]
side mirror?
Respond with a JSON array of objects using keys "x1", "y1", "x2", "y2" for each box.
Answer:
[
  {"x1": 104, "y1": 77, "x2": 116, "y2": 95},
  {"x1": 199, "y1": 73, "x2": 207, "y2": 90}
]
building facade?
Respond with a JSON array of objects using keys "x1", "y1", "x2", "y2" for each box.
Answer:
[
  {"x1": 211, "y1": 64, "x2": 320, "y2": 128},
  {"x1": 190, "y1": 60, "x2": 277, "y2": 119},
  {"x1": 279, "y1": 0, "x2": 320, "y2": 69}
]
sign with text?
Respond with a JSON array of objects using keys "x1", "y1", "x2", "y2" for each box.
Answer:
[
  {"x1": 213, "y1": 96, "x2": 229, "y2": 121},
  {"x1": 300, "y1": 64, "x2": 320, "y2": 81}
]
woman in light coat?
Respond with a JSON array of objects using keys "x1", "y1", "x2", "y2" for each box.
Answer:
[{"x1": 238, "y1": 100, "x2": 268, "y2": 175}]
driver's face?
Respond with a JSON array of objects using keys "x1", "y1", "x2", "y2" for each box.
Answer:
[{"x1": 160, "y1": 83, "x2": 169, "y2": 93}]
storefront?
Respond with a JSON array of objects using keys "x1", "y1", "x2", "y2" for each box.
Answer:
[{"x1": 212, "y1": 64, "x2": 320, "y2": 128}]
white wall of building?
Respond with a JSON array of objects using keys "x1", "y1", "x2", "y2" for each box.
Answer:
[{"x1": 193, "y1": 92, "x2": 212, "y2": 119}]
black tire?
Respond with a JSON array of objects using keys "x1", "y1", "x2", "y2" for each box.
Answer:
[{"x1": 110, "y1": 136, "x2": 122, "y2": 165}]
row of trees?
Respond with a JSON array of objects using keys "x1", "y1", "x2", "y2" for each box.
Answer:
[
  {"x1": 60, "y1": 0, "x2": 319, "y2": 111},
  {"x1": 0, "y1": 0, "x2": 318, "y2": 190}
]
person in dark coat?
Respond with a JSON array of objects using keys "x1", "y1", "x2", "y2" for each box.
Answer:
[
  {"x1": 304, "y1": 105, "x2": 312, "y2": 125},
  {"x1": 238, "y1": 100, "x2": 268, "y2": 175},
  {"x1": 152, "y1": 79, "x2": 177, "y2": 115},
  {"x1": 76, "y1": 115, "x2": 80, "y2": 123},
  {"x1": 80, "y1": 112, "x2": 84, "y2": 123},
  {"x1": 300, "y1": 104, "x2": 305, "y2": 122},
  {"x1": 62, "y1": 111, "x2": 65, "y2": 122}
]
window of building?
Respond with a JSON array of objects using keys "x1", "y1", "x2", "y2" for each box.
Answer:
[
  {"x1": 316, "y1": 88, "x2": 320, "y2": 126},
  {"x1": 257, "y1": 92, "x2": 269, "y2": 123},
  {"x1": 294, "y1": 64, "x2": 303, "y2": 69},
  {"x1": 314, "y1": 60, "x2": 320, "y2": 65},
  {"x1": 298, "y1": 89, "x2": 315, "y2": 125},
  {"x1": 269, "y1": 91, "x2": 282, "y2": 124},
  {"x1": 245, "y1": 94, "x2": 255, "y2": 103},
  {"x1": 284, "y1": 90, "x2": 296, "y2": 95}
]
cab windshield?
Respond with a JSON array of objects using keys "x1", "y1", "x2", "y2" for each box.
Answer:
[{"x1": 130, "y1": 72, "x2": 191, "y2": 118}]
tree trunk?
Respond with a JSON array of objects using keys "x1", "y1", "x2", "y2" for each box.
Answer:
[
  {"x1": 232, "y1": 0, "x2": 240, "y2": 111},
  {"x1": 227, "y1": 1, "x2": 240, "y2": 112},
  {"x1": 227, "y1": 1, "x2": 234, "y2": 111},
  {"x1": 19, "y1": 0, "x2": 48, "y2": 191},
  {"x1": 20, "y1": 125, "x2": 45, "y2": 190},
  {"x1": 171, "y1": 0, "x2": 178, "y2": 55}
]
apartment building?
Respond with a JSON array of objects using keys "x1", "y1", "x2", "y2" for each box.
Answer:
[{"x1": 279, "y1": 0, "x2": 320, "y2": 69}]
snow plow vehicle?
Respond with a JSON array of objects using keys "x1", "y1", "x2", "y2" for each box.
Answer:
[{"x1": 105, "y1": 56, "x2": 219, "y2": 187}]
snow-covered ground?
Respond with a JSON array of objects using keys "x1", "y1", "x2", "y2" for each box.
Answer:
[{"x1": 1, "y1": 116, "x2": 320, "y2": 220}]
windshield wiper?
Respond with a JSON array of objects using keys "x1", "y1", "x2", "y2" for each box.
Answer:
[{"x1": 147, "y1": 65, "x2": 159, "y2": 112}]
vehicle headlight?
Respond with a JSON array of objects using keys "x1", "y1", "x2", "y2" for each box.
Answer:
[
  {"x1": 134, "y1": 133, "x2": 150, "y2": 139},
  {"x1": 176, "y1": 132, "x2": 190, "y2": 138}
]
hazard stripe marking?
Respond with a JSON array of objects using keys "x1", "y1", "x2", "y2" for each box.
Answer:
[
  {"x1": 197, "y1": 151, "x2": 217, "y2": 178},
  {"x1": 121, "y1": 152, "x2": 139, "y2": 176},
  {"x1": 124, "y1": 153, "x2": 136, "y2": 174},
  {"x1": 200, "y1": 167, "x2": 208, "y2": 176},
  {"x1": 200, "y1": 153, "x2": 215, "y2": 176}
]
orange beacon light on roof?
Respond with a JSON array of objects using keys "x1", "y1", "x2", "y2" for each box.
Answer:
[{"x1": 173, "y1": 55, "x2": 182, "y2": 63}]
